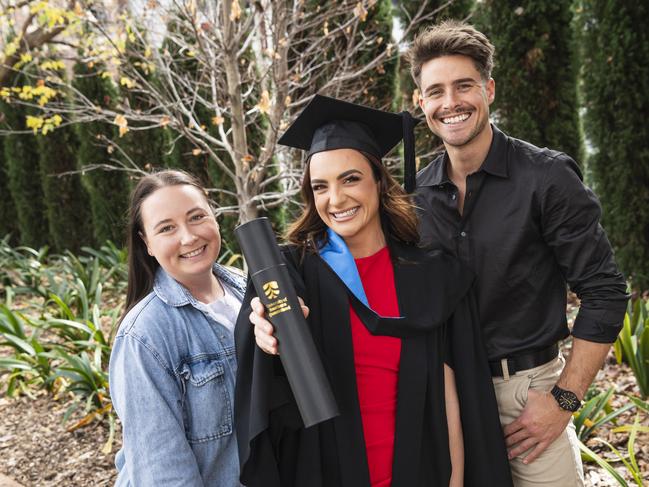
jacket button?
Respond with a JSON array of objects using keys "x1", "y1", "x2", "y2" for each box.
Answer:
[{"x1": 460, "y1": 231, "x2": 467, "y2": 237}]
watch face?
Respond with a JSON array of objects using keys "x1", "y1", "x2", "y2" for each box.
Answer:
[
  {"x1": 558, "y1": 393, "x2": 580, "y2": 411},
  {"x1": 552, "y1": 386, "x2": 581, "y2": 412}
]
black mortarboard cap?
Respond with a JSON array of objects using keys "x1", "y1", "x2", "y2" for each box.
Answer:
[{"x1": 278, "y1": 95, "x2": 421, "y2": 192}]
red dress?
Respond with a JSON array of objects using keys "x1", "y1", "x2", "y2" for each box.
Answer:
[{"x1": 350, "y1": 247, "x2": 401, "y2": 487}]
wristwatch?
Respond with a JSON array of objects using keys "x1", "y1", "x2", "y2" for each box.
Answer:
[{"x1": 550, "y1": 385, "x2": 581, "y2": 412}]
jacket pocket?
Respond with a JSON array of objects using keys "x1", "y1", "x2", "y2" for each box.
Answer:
[{"x1": 180, "y1": 358, "x2": 233, "y2": 443}]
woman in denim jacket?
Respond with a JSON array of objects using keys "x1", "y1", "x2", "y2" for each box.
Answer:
[{"x1": 109, "y1": 170, "x2": 245, "y2": 486}]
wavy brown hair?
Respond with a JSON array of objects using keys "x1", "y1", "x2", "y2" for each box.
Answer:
[
  {"x1": 407, "y1": 20, "x2": 495, "y2": 86},
  {"x1": 121, "y1": 170, "x2": 211, "y2": 320},
  {"x1": 285, "y1": 152, "x2": 419, "y2": 252}
]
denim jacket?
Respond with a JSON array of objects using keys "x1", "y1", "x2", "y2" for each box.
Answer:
[{"x1": 109, "y1": 264, "x2": 246, "y2": 486}]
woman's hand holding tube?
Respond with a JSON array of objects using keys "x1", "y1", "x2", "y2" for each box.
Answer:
[{"x1": 250, "y1": 296, "x2": 309, "y2": 355}]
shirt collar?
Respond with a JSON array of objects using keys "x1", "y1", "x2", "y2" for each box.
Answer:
[
  {"x1": 153, "y1": 263, "x2": 246, "y2": 307},
  {"x1": 417, "y1": 124, "x2": 509, "y2": 187},
  {"x1": 480, "y1": 124, "x2": 509, "y2": 178}
]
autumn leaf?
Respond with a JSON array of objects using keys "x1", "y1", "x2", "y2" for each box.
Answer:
[
  {"x1": 353, "y1": 2, "x2": 368, "y2": 22},
  {"x1": 114, "y1": 114, "x2": 129, "y2": 137},
  {"x1": 26, "y1": 115, "x2": 44, "y2": 134},
  {"x1": 40, "y1": 60, "x2": 65, "y2": 71},
  {"x1": 323, "y1": 21, "x2": 329, "y2": 36},
  {"x1": 256, "y1": 90, "x2": 271, "y2": 114},
  {"x1": 120, "y1": 77, "x2": 136, "y2": 89},
  {"x1": 230, "y1": 0, "x2": 241, "y2": 21},
  {"x1": 211, "y1": 115, "x2": 224, "y2": 125},
  {"x1": 192, "y1": 148, "x2": 202, "y2": 156},
  {"x1": 160, "y1": 115, "x2": 171, "y2": 127}
]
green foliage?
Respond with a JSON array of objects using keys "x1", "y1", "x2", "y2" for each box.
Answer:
[
  {"x1": 0, "y1": 305, "x2": 56, "y2": 395},
  {"x1": 578, "y1": 1, "x2": 649, "y2": 289},
  {"x1": 38, "y1": 122, "x2": 92, "y2": 253},
  {"x1": 475, "y1": 0, "x2": 582, "y2": 160},
  {"x1": 580, "y1": 414, "x2": 648, "y2": 487},
  {"x1": 0, "y1": 133, "x2": 20, "y2": 244},
  {"x1": 614, "y1": 298, "x2": 649, "y2": 398},
  {"x1": 1, "y1": 99, "x2": 49, "y2": 248},
  {"x1": 575, "y1": 387, "x2": 649, "y2": 486},
  {"x1": 0, "y1": 241, "x2": 123, "y2": 449},
  {"x1": 72, "y1": 61, "x2": 130, "y2": 246},
  {"x1": 0, "y1": 235, "x2": 50, "y2": 295},
  {"x1": 573, "y1": 386, "x2": 634, "y2": 440}
]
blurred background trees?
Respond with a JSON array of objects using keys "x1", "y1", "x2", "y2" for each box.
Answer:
[
  {"x1": 577, "y1": 0, "x2": 649, "y2": 290},
  {"x1": 0, "y1": 0, "x2": 647, "y2": 288}
]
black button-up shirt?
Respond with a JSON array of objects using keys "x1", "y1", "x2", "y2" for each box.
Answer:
[{"x1": 415, "y1": 125, "x2": 629, "y2": 360}]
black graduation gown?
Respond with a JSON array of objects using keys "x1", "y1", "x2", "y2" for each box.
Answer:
[{"x1": 234, "y1": 242, "x2": 513, "y2": 487}]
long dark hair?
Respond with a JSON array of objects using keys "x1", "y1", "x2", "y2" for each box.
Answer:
[
  {"x1": 285, "y1": 152, "x2": 419, "y2": 252},
  {"x1": 121, "y1": 170, "x2": 210, "y2": 320}
]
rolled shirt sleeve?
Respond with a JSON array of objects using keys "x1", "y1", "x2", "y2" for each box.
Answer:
[{"x1": 540, "y1": 155, "x2": 629, "y2": 343}]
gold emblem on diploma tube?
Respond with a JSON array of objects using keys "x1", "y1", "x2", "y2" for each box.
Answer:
[{"x1": 263, "y1": 281, "x2": 280, "y2": 299}]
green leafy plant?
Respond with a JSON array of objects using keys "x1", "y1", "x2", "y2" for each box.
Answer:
[
  {"x1": 573, "y1": 386, "x2": 634, "y2": 441},
  {"x1": 0, "y1": 239, "x2": 50, "y2": 296},
  {"x1": 580, "y1": 414, "x2": 648, "y2": 487},
  {"x1": 81, "y1": 241, "x2": 128, "y2": 283},
  {"x1": 54, "y1": 347, "x2": 115, "y2": 452},
  {"x1": 0, "y1": 239, "x2": 123, "y2": 442},
  {"x1": 0, "y1": 305, "x2": 56, "y2": 395},
  {"x1": 614, "y1": 298, "x2": 649, "y2": 398}
]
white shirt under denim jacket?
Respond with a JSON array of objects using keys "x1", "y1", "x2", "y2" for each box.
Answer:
[{"x1": 109, "y1": 263, "x2": 246, "y2": 487}]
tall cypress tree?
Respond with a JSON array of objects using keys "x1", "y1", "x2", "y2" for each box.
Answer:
[
  {"x1": 579, "y1": 1, "x2": 649, "y2": 288},
  {"x1": 475, "y1": 0, "x2": 582, "y2": 160},
  {"x1": 0, "y1": 116, "x2": 20, "y2": 244},
  {"x1": 38, "y1": 122, "x2": 92, "y2": 253},
  {"x1": 2, "y1": 99, "x2": 49, "y2": 248},
  {"x1": 73, "y1": 60, "x2": 130, "y2": 246}
]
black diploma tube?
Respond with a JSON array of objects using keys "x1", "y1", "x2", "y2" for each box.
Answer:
[{"x1": 235, "y1": 217, "x2": 339, "y2": 428}]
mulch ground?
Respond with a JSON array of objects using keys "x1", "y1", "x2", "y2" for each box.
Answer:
[{"x1": 0, "y1": 391, "x2": 120, "y2": 486}]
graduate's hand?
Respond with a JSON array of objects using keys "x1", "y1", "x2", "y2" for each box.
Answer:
[
  {"x1": 249, "y1": 296, "x2": 309, "y2": 355},
  {"x1": 503, "y1": 388, "x2": 572, "y2": 464}
]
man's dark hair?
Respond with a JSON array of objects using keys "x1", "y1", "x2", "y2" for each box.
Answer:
[{"x1": 407, "y1": 20, "x2": 495, "y2": 86}]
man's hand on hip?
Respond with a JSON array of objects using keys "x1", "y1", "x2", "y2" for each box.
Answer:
[{"x1": 503, "y1": 388, "x2": 572, "y2": 464}]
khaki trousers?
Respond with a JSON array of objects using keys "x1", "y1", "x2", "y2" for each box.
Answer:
[{"x1": 492, "y1": 356, "x2": 585, "y2": 487}]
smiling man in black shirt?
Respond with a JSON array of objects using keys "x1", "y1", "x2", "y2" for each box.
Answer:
[{"x1": 408, "y1": 20, "x2": 628, "y2": 486}]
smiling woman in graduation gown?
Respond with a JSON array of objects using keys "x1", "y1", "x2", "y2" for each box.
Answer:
[{"x1": 234, "y1": 95, "x2": 513, "y2": 487}]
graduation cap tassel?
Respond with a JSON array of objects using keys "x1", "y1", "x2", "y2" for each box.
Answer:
[{"x1": 401, "y1": 111, "x2": 417, "y2": 193}]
